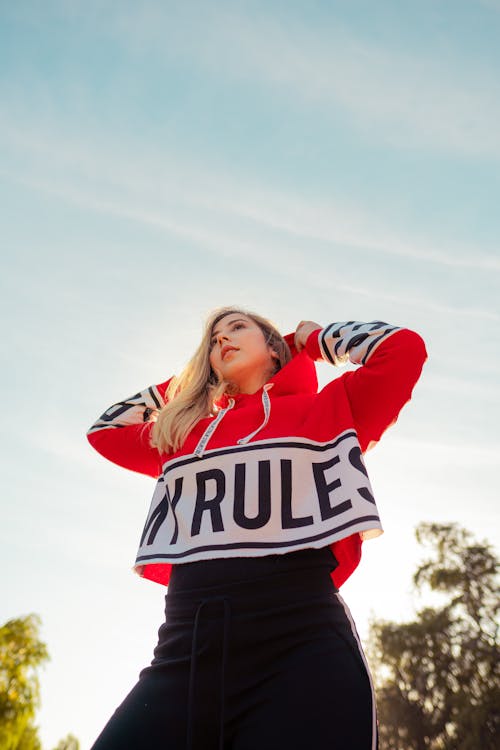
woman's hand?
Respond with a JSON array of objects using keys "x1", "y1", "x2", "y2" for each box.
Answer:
[{"x1": 294, "y1": 320, "x2": 321, "y2": 352}]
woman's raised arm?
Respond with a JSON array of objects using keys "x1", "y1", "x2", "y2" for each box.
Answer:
[
  {"x1": 303, "y1": 320, "x2": 427, "y2": 452},
  {"x1": 86, "y1": 379, "x2": 172, "y2": 477}
]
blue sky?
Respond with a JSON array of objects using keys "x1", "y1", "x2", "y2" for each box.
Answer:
[{"x1": 1, "y1": 1, "x2": 499, "y2": 747}]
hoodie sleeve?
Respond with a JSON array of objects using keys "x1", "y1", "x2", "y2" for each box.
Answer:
[
  {"x1": 306, "y1": 321, "x2": 427, "y2": 452},
  {"x1": 86, "y1": 379, "x2": 172, "y2": 477}
]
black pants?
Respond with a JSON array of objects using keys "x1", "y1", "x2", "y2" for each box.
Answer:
[{"x1": 90, "y1": 548, "x2": 377, "y2": 750}]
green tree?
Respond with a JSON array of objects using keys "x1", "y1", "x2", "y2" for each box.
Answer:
[
  {"x1": 368, "y1": 523, "x2": 499, "y2": 749},
  {"x1": 51, "y1": 735, "x2": 79, "y2": 750},
  {"x1": 0, "y1": 614, "x2": 49, "y2": 750}
]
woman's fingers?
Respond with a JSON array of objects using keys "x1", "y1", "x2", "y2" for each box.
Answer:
[{"x1": 294, "y1": 320, "x2": 321, "y2": 352}]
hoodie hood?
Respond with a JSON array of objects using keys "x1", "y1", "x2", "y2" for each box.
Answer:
[
  {"x1": 277, "y1": 332, "x2": 318, "y2": 395},
  {"x1": 215, "y1": 332, "x2": 318, "y2": 409}
]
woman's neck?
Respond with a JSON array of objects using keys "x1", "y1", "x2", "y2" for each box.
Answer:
[{"x1": 228, "y1": 370, "x2": 272, "y2": 395}]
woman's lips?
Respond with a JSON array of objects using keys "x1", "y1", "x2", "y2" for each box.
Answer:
[{"x1": 221, "y1": 346, "x2": 238, "y2": 360}]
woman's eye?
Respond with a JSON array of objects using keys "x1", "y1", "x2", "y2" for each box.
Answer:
[{"x1": 210, "y1": 322, "x2": 245, "y2": 348}]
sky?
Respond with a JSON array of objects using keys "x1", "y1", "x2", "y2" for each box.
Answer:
[{"x1": 1, "y1": 1, "x2": 499, "y2": 747}]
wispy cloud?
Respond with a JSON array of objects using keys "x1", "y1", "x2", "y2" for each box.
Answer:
[
  {"x1": 420, "y1": 373, "x2": 500, "y2": 401},
  {"x1": 6, "y1": 3, "x2": 498, "y2": 159},
  {"x1": 2, "y1": 119, "x2": 499, "y2": 277},
  {"x1": 477, "y1": 0, "x2": 500, "y2": 10},
  {"x1": 104, "y1": 3, "x2": 500, "y2": 159},
  {"x1": 5, "y1": 168, "x2": 498, "y2": 324},
  {"x1": 1, "y1": 122, "x2": 498, "y2": 326},
  {"x1": 379, "y1": 435, "x2": 499, "y2": 470}
]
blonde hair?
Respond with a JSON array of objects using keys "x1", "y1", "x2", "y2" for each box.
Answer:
[{"x1": 150, "y1": 307, "x2": 291, "y2": 454}]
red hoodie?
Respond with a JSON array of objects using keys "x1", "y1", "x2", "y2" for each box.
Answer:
[{"x1": 87, "y1": 320, "x2": 427, "y2": 589}]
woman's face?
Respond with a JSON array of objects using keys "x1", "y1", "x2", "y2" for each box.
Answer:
[{"x1": 209, "y1": 313, "x2": 277, "y2": 393}]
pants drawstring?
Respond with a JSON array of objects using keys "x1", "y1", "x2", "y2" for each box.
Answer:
[{"x1": 186, "y1": 596, "x2": 231, "y2": 750}]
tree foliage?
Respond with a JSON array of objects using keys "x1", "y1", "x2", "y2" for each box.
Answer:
[
  {"x1": 368, "y1": 523, "x2": 499, "y2": 750},
  {"x1": 0, "y1": 614, "x2": 80, "y2": 750},
  {"x1": 51, "y1": 735, "x2": 80, "y2": 750},
  {"x1": 0, "y1": 614, "x2": 48, "y2": 750}
]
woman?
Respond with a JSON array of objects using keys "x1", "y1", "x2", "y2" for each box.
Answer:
[{"x1": 87, "y1": 307, "x2": 427, "y2": 750}]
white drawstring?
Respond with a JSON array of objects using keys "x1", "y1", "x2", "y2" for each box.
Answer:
[
  {"x1": 193, "y1": 383, "x2": 274, "y2": 458},
  {"x1": 237, "y1": 384, "x2": 274, "y2": 446},
  {"x1": 194, "y1": 399, "x2": 235, "y2": 458}
]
